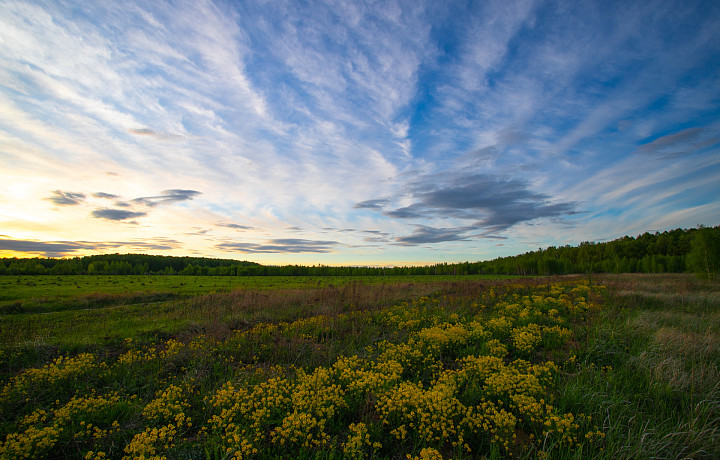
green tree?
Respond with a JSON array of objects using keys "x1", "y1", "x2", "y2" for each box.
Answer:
[{"x1": 687, "y1": 227, "x2": 720, "y2": 281}]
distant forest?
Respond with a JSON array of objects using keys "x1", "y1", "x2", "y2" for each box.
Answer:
[{"x1": 1, "y1": 226, "x2": 718, "y2": 279}]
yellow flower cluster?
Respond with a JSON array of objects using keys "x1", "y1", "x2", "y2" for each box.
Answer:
[
  {"x1": 377, "y1": 377, "x2": 469, "y2": 447},
  {"x1": 342, "y1": 422, "x2": 381, "y2": 458},
  {"x1": 0, "y1": 280, "x2": 608, "y2": 458},
  {"x1": 484, "y1": 339, "x2": 509, "y2": 358},
  {"x1": 333, "y1": 355, "x2": 403, "y2": 397},
  {"x1": 407, "y1": 447, "x2": 444, "y2": 460},
  {"x1": 511, "y1": 324, "x2": 543, "y2": 354},
  {"x1": 158, "y1": 338, "x2": 185, "y2": 360},
  {"x1": 142, "y1": 384, "x2": 191, "y2": 426},
  {"x1": 379, "y1": 299, "x2": 442, "y2": 331},
  {"x1": 202, "y1": 281, "x2": 607, "y2": 457},
  {"x1": 116, "y1": 344, "x2": 159, "y2": 366},
  {"x1": 122, "y1": 424, "x2": 178, "y2": 460},
  {"x1": 205, "y1": 376, "x2": 293, "y2": 454},
  {"x1": 122, "y1": 385, "x2": 192, "y2": 459},
  {"x1": 0, "y1": 392, "x2": 124, "y2": 459},
  {"x1": 0, "y1": 353, "x2": 101, "y2": 402},
  {"x1": 271, "y1": 367, "x2": 347, "y2": 447},
  {"x1": 415, "y1": 320, "x2": 489, "y2": 357},
  {"x1": 486, "y1": 315, "x2": 513, "y2": 338}
]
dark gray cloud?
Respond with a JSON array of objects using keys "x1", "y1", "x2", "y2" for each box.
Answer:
[
  {"x1": 132, "y1": 189, "x2": 201, "y2": 207},
  {"x1": 471, "y1": 201, "x2": 578, "y2": 234},
  {"x1": 374, "y1": 172, "x2": 578, "y2": 234},
  {"x1": 216, "y1": 238, "x2": 338, "y2": 254},
  {"x1": 46, "y1": 190, "x2": 85, "y2": 205},
  {"x1": 354, "y1": 199, "x2": 390, "y2": 209},
  {"x1": 91, "y1": 209, "x2": 148, "y2": 220},
  {"x1": 93, "y1": 192, "x2": 119, "y2": 199},
  {"x1": 159, "y1": 189, "x2": 200, "y2": 202},
  {"x1": 384, "y1": 205, "x2": 425, "y2": 219},
  {"x1": 395, "y1": 226, "x2": 473, "y2": 245},
  {"x1": 218, "y1": 223, "x2": 255, "y2": 230},
  {"x1": 0, "y1": 236, "x2": 181, "y2": 257}
]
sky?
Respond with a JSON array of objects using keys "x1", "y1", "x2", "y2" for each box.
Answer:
[{"x1": 1, "y1": 0, "x2": 719, "y2": 266}]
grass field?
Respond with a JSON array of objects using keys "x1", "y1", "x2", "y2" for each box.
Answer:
[
  {"x1": 0, "y1": 274, "x2": 717, "y2": 459},
  {"x1": 0, "y1": 275, "x2": 510, "y2": 314}
]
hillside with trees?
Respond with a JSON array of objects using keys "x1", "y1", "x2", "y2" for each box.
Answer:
[{"x1": 1, "y1": 226, "x2": 718, "y2": 279}]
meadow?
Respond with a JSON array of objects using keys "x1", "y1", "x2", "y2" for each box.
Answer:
[{"x1": 0, "y1": 274, "x2": 717, "y2": 459}]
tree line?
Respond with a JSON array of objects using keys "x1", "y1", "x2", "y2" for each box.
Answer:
[
  {"x1": 0, "y1": 254, "x2": 258, "y2": 276},
  {"x1": 1, "y1": 226, "x2": 718, "y2": 279}
]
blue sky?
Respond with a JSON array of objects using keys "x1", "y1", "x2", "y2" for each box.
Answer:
[{"x1": 1, "y1": 0, "x2": 719, "y2": 265}]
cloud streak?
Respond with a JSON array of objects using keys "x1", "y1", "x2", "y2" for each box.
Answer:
[
  {"x1": 218, "y1": 223, "x2": 255, "y2": 230},
  {"x1": 132, "y1": 190, "x2": 201, "y2": 207},
  {"x1": 46, "y1": 190, "x2": 86, "y2": 206},
  {"x1": 0, "y1": 236, "x2": 182, "y2": 257},
  {"x1": 129, "y1": 127, "x2": 185, "y2": 141},
  {"x1": 91, "y1": 209, "x2": 148, "y2": 221},
  {"x1": 215, "y1": 238, "x2": 339, "y2": 254},
  {"x1": 93, "y1": 192, "x2": 119, "y2": 199},
  {"x1": 354, "y1": 199, "x2": 390, "y2": 210}
]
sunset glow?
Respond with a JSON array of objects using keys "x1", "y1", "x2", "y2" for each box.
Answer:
[{"x1": 1, "y1": 0, "x2": 719, "y2": 265}]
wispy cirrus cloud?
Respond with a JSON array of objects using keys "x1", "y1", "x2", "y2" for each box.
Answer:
[{"x1": 1, "y1": 0, "x2": 719, "y2": 263}]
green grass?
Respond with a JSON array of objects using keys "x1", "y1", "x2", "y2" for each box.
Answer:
[
  {"x1": 0, "y1": 274, "x2": 717, "y2": 459},
  {"x1": 0, "y1": 274, "x2": 511, "y2": 314},
  {"x1": 0, "y1": 276, "x2": 507, "y2": 371},
  {"x1": 556, "y1": 274, "x2": 720, "y2": 459}
]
